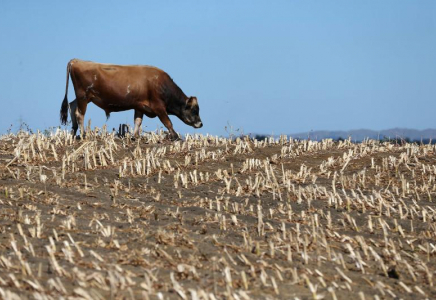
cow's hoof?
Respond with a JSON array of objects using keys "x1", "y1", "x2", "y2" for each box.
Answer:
[
  {"x1": 169, "y1": 135, "x2": 181, "y2": 141},
  {"x1": 165, "y1": 131, "x2": 181, "y2": 141}
]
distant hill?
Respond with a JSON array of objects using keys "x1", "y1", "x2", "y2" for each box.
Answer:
[{"x1": 288, "y1": 128, "x2": 436, "y2": 142}]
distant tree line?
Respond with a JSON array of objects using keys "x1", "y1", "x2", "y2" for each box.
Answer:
[{"x1": 253, "y1": 134, "x2": 436, "y2": 144}]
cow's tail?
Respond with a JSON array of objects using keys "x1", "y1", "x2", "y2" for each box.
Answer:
[{"x1": 60, "y1": 60, "x2": 72, "y2": 125}]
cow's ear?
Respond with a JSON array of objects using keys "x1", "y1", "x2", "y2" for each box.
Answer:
[{"x1": 186, "y1": 97, "x2": 198, "y2": 107}]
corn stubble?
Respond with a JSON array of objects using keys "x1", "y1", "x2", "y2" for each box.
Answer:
[{"x1": 0, "y1": 128, "x2": 435, "y2": 299}]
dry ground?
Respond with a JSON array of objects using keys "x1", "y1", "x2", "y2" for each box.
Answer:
[{"x1": 0, "y1": 129, "x2": 435, "y2": 299}]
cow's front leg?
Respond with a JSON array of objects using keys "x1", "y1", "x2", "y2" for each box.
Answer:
[
  {"x1": 156, "y1": 110, "x2": 179, "y2": 141},
  {"x1": 133, "y1": 110, "x2": 143, "y2": 137}
]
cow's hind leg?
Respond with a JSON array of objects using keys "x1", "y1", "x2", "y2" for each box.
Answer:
[
  {"x1": 69, "y1": 99, "x2": 78, "y2": 136},
  {"x1": 133, "y1": 110, "x2": 143, "y2": 138},
  {"x1": 75, "y1": 98, "x2": 88, "y2": 139}
]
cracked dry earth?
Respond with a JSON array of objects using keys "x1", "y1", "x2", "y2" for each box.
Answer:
[{"x1": 0, "y1": 129, "x2": 436, "y2": 299}]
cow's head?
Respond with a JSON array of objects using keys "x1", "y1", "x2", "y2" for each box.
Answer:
[{"x1": 182, "y1": 96, "x2": 203, "y2": 128}]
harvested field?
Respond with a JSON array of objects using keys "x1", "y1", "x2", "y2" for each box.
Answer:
[{"x1": 0, "y1": 129, "x2": 436, "y2": 299}]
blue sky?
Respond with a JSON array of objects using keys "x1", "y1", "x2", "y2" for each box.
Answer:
[{"x1": 0, "y1": 1, "x2": 435, "y2": 136}]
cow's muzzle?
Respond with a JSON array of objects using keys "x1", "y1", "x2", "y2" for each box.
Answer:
[{"x1": 193, "y1": 121, "x2": 203, "y2": 128}]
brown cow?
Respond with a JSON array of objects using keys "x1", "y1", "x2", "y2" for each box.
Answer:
[{"x1": 60, "y1": 59, "x2": 202, "y2": 140}]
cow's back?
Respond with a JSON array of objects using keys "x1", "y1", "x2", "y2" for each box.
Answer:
[
  {"x1": 69, "y1": 59, "x2": 180, "y2": 111},
  {"x1": 70, "y1": 59, "x2": 166, "y2": 83}
]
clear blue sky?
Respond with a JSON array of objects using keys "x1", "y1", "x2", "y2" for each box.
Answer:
[{"x1": 0, "y1": 1, "x2": 435, "y2": 136}]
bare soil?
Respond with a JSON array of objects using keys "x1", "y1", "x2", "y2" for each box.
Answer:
[{"x1": 0, "y1": 130, "x2": 435, "y2": 299}]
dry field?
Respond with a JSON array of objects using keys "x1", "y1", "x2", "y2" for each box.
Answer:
[{"x1": 0, "y1": 129, "x2": 435, "y2": 299}]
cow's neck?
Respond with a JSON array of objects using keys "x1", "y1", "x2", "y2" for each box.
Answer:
[
  {"x1": 167, "y1": 96, "x2": 187, "y2": 117},
  {"x1": 166, "y1": 91, "x2": 187, "y2": 117},
  {"x1": 162, "y1": 79, "x2": 188, "y2": 117}
]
